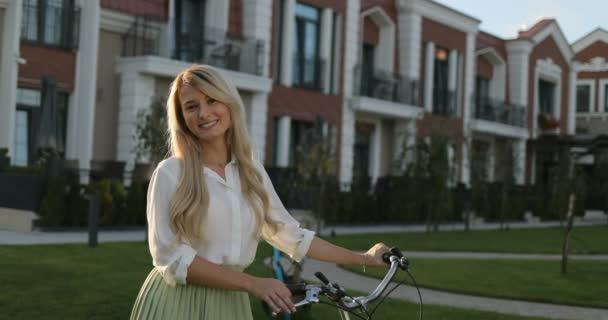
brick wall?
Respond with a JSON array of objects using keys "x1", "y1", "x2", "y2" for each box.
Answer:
[
  {"x1": 18, "y1": 44, "x2": 76, "y2": 92},
  {"x1": 476, "y1": 55, "x2": 493, "y2": 79},
  {"x1": 101, "y1": 0, "x2": 168, "y2": 19}
]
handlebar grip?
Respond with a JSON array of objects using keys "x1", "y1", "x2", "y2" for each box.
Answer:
[
  {"x1": 314, "y1": 271, "x2": 330, "y2": 285},
  {"x1": 390, "y1": 247, "x2": 404, "y2": 259},
  {"x1": 382, "y1": 252, "x2": 391, "y2": 264},
  {"x1": 286, "y1": 283, "x2": 308, "y2": 295}
]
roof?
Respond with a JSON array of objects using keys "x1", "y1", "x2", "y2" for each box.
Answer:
[{"x1": 517, "y1": 19, "x2": 555, "y2": 39}]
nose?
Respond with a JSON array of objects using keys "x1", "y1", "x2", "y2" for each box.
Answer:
[{"x1": 198, "y1": 103, "x2": 211, "y2": 119}]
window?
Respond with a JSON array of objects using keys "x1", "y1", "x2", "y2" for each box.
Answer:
[
  {"x1": 360, "y1": 43, "x2": 375, "y2": 95},
  {"x1": 174, "y1": 0, "x2": 207, "y2": 61},
  {"x1": 475, "y1": 77, "x2": 490, "y2": 105},
  {"x1": 433, "y1": 46, "x2": 451, "y2": 115},
  {"x1": 292, "y1": 2, "x2": 321, "y2": 89},
  {"x1": 289, "y1": 120, "x2": 314, "y2": 167},
  {"x1": 604, "y1": 84, "x2": 608, "y2": 112},
  {"x1": 21, "y1": 0, "x2": 80, "y2": 49},
  {"x1": 12, "y1": 88, "x2": 69, "y2": 166},
  {"x1": 538, "y1": 79, "x2": 555, "y2": 114},
  {"x1": 576, "y1": 84, "x2": 591, "y2": 113}
]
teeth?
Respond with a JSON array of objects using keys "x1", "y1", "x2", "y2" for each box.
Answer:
[{"x1": 199, "y1": 120, "x2": 218, "y2": 129}]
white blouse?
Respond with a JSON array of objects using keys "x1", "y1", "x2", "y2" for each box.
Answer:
[{"x1": 147, "y1": 156, "x2": 315, "y2": 286}]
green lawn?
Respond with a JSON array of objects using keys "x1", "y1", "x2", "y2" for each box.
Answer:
[
  {"x1": 328, "y1": 225, "x2": 608, "y2": 254},
  {"x1": 343, "y1": 258, "x2": 608, "y2": 309},
  {"x1": 0, "y1": 242, "x2": 547, "y2": 320}
]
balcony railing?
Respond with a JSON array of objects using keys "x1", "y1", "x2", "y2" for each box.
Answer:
[
  {"x1": 354, "y1": 65, "x2": 420, "y2": 106},
  {"x1": 473, "y1": 96, "x2": 526, "y2": 127},
  {"x1": 122, "y1": 17, "x2": 265, "y2": 76},
  {"x1": 292, "y1": 55, "x2": 326, "y2": 90},
  {"x1": 21, "y1": 0, "x2": 80, "y2": 49},
  {"x1": 432, "y1": 89, "x2": 457, "y2": 117}
]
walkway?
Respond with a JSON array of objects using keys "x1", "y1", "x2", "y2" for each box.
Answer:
[{"x1": 300, "y1": 259, "x2": 608, "y2": 320}]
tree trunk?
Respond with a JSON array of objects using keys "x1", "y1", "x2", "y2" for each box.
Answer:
[{"x1": 561, "y1": 193, "x2": 576, "y2": 274}]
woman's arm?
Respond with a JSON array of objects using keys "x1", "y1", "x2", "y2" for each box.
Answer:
[
  {"x1": 186, "y1": 256, "x2": 297, "y2": 314},
  {"x1": 306, "y1": 237, "x2": 388, "y2": 267}
]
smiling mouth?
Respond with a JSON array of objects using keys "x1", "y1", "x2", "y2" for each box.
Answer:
[{"x1": 199, "y1": 120, "x2": 218, "y2": 129}]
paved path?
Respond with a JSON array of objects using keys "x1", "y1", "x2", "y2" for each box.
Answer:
[
  {"x1": 300, "y1": 259, "x2": 608, "y2": 320},
  {"x1": 404, "y1": 251, "x2": 608, "y2": 261},
  {"x1": 0, "y1": 229, "x2": 146, "y2": 245}
]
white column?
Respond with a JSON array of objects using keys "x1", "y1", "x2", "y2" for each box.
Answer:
[
  {"x1": 463, "y1": 33, "x2": 476, "y2": 131},
  {"x1": 69, "y1": 0, "x2": 100, "y2": 183},
  {"x1": 115, "y1": 71, "x2": 155, "y2": 173},
  {"x1": 487, "y1": 139, "x2": 495, "y2": 182},
  {"x1": 248, "y1": 93, "x2": 268, "y2": 162},
  {"x1": 0, "y1": 0, "x2": 22, "y2": 156},
  {"x1": 319, "y1": 8, "x2": 333, "y2": 94},
  {"x1": 339, "y1": 0, "x2": 360, "y2": 188},
  {"x1": 567, "y1": 69, "x2": 577, "y2": 134},
  {"x1": 392, "y1": 120, "x2": 411, "y2": 173},
  {"x1": 396, "y1": 3, "x2": 421, "y2": 80},
  {"x1": 461, "y1": 139, "x2": 471, "y2": 186},
  {"x1": 506, "y1": 40, "x2": 533, "y2": 106},
  {"x1": 160, "y1": 0, "x2": 176, "y2": 58},
  {"x1": 369, "y1": 121, "x2": 382, "y2": 185},
  {"x1": 242, "y1": 0, "x2": 272, "y2": 78},
  {"x1": 424, "y1": 42, "x2": 435, "y2": 113},
  {"x1": 513, "y1": 139, "x2": 526, "y2": 185},
  {"x1": 280, "y1": 0, "x2": 295, "y2": 86},
  {"x1": 276, "y1": 116, "x2": 291, "y2": 167}
]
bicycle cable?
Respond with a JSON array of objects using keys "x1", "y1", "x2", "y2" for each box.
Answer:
[
  {"x1": 343, "y1": 292, "x2": 371, "y2": 319},
  {"x1": 368, "y1": 269, "x2": 423, "y2": 320}
]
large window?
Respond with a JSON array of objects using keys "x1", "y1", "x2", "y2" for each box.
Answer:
[
  {"x1": 604, "y1": 84, "x2": 608, "y2": 112},
  {"x1": 538, "y1": 79, "x2": 555, "y2": 114},
  {"x1": 432, "y1": 46, "x2": 451, "y2": 115},
  {"x1": 292, "y1": 2, "x2": 321, "y2": 89},
  {"x1": 174, "y1": 0, "x2": 207, "y2": 61},
  {"x1": 576, "y1": 84, "x2": 592, "y2": 113},
  {"x1": 21, "y1": 0, "x2": 79, "y2": 49},
  {"x1": 289, "y1": 120, "x2": 314, "y2": 167}
]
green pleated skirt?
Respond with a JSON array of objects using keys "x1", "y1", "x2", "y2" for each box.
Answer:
[{"x1": 130, "y1": 268, "x2": 254, "y2": 320}]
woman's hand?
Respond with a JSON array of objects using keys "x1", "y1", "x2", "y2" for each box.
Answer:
[
  {"x1": 363, "y1": 243, "x2": 391, "y2": 267},
  {"x1": 247, "y1": 276, "x2": 296, "y2": 314}
]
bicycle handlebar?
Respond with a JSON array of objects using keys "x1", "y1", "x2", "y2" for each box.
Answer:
[{"x1": 277, "y1": 248, "x2": 409, "y2": 316}]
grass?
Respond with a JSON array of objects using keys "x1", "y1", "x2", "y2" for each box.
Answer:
[
  {"x1": 327, "y1": 225, "x2": 608, "y2": 254},
  {"x1": 0, "y1": 242, "x2": 548, "y2": 320},
  {"x1": 343, "y1": 258, "x2": 608, "y2": 309}
]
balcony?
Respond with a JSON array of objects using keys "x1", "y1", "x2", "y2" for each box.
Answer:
[
  {"x1": 122, "y1": 16, "x2": 265, "y2": 76},
  {"x1": 292, "y1": 55, "x2": 326, "y2": 91},
  {"x1": 474, "y1": 97, "x2": 526, "y2": 128},
  {"x1": 354, "y1": 65, "x2": 419, "y2": 106},
  {"x1": 433, "y1": 89, "x2": 457, "y2": 117}
]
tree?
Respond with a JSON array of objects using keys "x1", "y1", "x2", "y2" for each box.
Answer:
[
  {"x1": 294, "y1": 117, "x2": 337, "y2": 234},
  {"x1": 133, "y1": 97, "x2": 169, "y2": 166}
]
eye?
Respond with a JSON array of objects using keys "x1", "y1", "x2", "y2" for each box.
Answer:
[
  {"x1": 185, "y1": 104, "x2": 197, "y2": 111},
  {"x1": 206, "y1": 97, "x2": 217, "y2": 105}
]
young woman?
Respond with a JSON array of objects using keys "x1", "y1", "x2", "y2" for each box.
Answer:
[{"x1": 130, "y1": 65, "x2": 389, "y2": 319}]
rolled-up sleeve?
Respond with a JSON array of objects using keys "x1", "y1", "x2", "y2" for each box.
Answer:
[
  {"x1": 147, "y1": 166, "x2": 197, "y2": 286},
  {"x1": 258, "y1": 163, "x2": 315, "y2": 262}
]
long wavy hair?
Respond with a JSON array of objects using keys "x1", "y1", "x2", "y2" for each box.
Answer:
[{"x1": 166, "y1": 65, "x2": 278, "y2": 243}]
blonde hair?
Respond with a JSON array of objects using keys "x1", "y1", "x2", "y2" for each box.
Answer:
[{"x1": 166, "y1": 65, "x2": 278, "y2": 242}]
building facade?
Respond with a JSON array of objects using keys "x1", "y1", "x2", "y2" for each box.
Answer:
[{"x1": 0, "y1": 0, "x2": 589, "y2": 189}]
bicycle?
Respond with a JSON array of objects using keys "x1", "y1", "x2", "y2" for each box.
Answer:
[{"x1": 272, "y1": 247, "x2": 423, "y2": 320}]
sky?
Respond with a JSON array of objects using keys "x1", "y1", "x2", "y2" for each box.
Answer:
[{"x1": 434, "y1": 0, "x2": 608, "y2": 43}]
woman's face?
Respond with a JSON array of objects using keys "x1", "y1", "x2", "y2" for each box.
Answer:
[{"x1": 178, "y1": 84, "x2": 232, "y2": 146}]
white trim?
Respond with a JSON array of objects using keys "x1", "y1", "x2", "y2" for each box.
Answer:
[
  {"x1": 506, "y1": 40, "x2": 533, "y2": 106},
  {"x1": 477, "y1": 47, "x2": 507, "y2": 101},
  {"x1": 351, "y1": 96, "x2": 424, "y2": 120},
  {"x1": 397, "y1": 0, "x2": 480, "y2": 34},
  {"x1": 361, "y1": 7, "x2": 395, "y2": 73},
  {"x1": 100, "y1": 8, "x2": 136, "y2": 33},
  {"x1": 530, "y1": 21, "x2": 574, "y2": 65},
  {"x1": 115, "y1": 56, "x2": 272, "y2": 93},
  {"x1": 599, "y1": 79, "x2": 608, "y2": 113},
  {"x1": 470, "y1": 119, "x2": 529, "y2": 139},
  {"x1": 575, "y1": 79, "x2": 595, "y2": 113},
  {"x1": 573, "y1": 57, "x2": 608, "y2": 72},
  {"x1": 572, "y1": 28, "x2": 608, "y2": 53},
  {"x1": 397, "y1": 10, "x2": 421, "y2": 79}
]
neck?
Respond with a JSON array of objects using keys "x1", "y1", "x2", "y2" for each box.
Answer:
[{"x1": 200, "y1": 138, "x2": 230, "y2": 166}]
